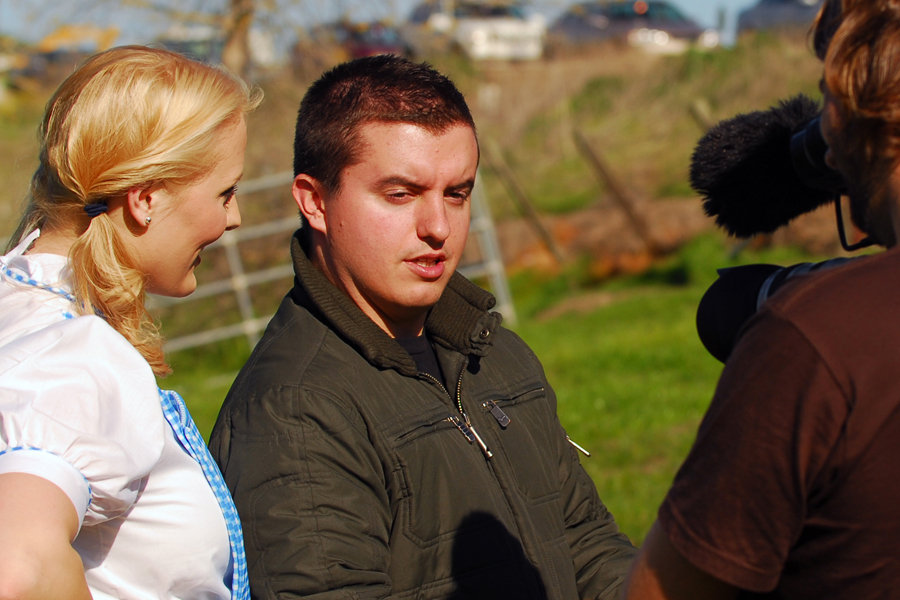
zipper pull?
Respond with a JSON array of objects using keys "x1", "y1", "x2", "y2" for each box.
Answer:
[
  {"x1": 447, "y1": 415, "x2": 493, "y2": 459},
  {"x1": 483, "y1": 400, "x2": 511, "y2": 428},
  {"x1": 448, "y1": 415, "x2": 475, "y2": 443},
  {"x1": 566, "y1": 435, "x2": 591, "y2": 457},
  {"x1": 468, "y1": 423, "x2": 493, "y2": 459},
  {"x1": 462, "y1": 412, "x2": 493, "y2": 459}
]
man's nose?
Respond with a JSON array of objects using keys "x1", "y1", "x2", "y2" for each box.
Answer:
[{"x1": 416, "y1": 195, "x2": 450, "y2": 243}]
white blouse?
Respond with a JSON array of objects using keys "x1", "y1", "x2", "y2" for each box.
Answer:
[{"x1": 0, "y1": 231, "x2": 232, "y2": 599}]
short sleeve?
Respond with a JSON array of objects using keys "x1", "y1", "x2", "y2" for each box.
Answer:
[
  {"x1": 0, "y1": 447, "x2": 92, "y2": 523},
  {"x1": 0, "y1": 316, "x2": 166, "y2": 526},
  {"x1": 658, "y1": 310, "x2": 848, "y2": 592}
]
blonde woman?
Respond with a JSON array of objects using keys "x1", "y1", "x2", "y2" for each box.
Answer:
[{"x1": 0, "y1": 46, "x2": 261, "y2": 599}]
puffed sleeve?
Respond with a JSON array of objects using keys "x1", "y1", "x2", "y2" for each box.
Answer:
[{"x1": 0, "y1": 315, "x2": 166, "y2": 527}]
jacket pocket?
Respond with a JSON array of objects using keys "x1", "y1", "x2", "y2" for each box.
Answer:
[
  {"x1": 475, "y1": 385, "x2": 563, "y2": 503},
  {"x1": 389, "y1": 410, "x2": 515, "y2": 547}
]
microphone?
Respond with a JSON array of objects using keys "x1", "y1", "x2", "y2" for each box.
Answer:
[{"x1": 690, "y1": 94, "x2": 844, "y2": 238}]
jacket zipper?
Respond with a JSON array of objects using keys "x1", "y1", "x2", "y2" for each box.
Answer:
[
  {"x1": 483, "y1": 395, "x2": 588, "y2": 456},
  {"x1": 421, "y1": 370, "x2": 493, "y2": 459},
  {"x1": 483, "y1": 400, "x2": 511, "y2": 428}
]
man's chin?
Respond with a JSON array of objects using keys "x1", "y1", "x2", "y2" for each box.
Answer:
[{"x1": 412, "y1": 281, "x2": 451, "y2": 306}]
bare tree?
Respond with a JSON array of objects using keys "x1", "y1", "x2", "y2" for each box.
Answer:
[{"x1": 221, "y1": 0, "x2": 254, "y2": 77}]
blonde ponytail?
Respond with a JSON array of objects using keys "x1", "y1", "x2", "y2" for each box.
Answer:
[{"x1": 70, "y1": 215, "x2": 169, "y2": 375}]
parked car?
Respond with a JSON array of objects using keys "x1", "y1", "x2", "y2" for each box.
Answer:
[
  {"x1": 548, "y1": 0, "x2": 720, "y2": 55},
  {"x1": 403, "y1": 0, "x2": 546, "y2": 61},
  {"x1": 737, "y1": 0, "x2": 823, "y2": 35},
  {"x1": 291, "y1": 20, "x2": 410, "y2": 77},
  {"x1": 340, "y1": 21, "x2": 412, "y2": 59}
]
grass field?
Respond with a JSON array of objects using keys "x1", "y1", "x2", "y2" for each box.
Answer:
[{"x1": 163, "y1": 232, "x2": 828, "y2": 545}]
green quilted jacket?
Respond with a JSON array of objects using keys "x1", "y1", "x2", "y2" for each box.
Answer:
[{"x1": 209, "y1": 231, "x2": 636, "y2": 600}]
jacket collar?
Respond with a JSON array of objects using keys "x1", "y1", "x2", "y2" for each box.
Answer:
[{"x1": 289, "y1": 230, "x2": 501, "y2": 375}]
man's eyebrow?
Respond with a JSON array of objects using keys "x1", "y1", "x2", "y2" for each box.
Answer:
[
  {"x1": 377, "y1": 175, "x2": 424, "y2": 190},
  {"x1": 446, "y1": 179, "x2": 475, "y2": 193},
  {"x1": 375, "y1": 176, "x2": 475, "y2": 193}
]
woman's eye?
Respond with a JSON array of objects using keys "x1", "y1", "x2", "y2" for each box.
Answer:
[{"x1": 222, "y1": 185, "x2": 238, "y2": 206}]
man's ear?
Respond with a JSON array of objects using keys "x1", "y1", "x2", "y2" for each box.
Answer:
[{"x1": 293, "y1": 174, "x2": 327, "y2": 234}]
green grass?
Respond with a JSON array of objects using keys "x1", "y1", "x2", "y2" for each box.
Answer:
[
  {"x1": 509, "y1": 267, "x2": 719, "y2": 544},
  {"x1": 161, "y1": 336, "x2": 254, "y2": 435},
  {"x1": 488, "y1": 33, "x2": 825, "y2": 221},
  {"x1": 0, "y1": 87, "x2": 42, "y2": 241},
  {"x1": 504, "y1": 233, "x2": 832, "y2": 543},
  {"x1": 514, "y1": 287, "x2": 715, "y2": 539}
]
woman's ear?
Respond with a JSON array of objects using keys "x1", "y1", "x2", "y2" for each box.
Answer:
[
  {"x1": 293, "y1": 174, "x2": 327, "y2": 235},
  {"x1": 125, "y1": 186, "x2": 154, "y2": 228}
]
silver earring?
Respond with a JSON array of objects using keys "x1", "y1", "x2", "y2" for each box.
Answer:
[{"x1": 145, "y1": 216, "x2": 152, "y2": 225}]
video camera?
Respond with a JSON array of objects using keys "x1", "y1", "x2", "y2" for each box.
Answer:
[{"x1": 692, "y1": 95, "x2": 870, "y2": 362}]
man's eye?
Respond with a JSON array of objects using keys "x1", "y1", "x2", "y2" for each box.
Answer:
[
  {"x1": 447, "y1": 191, "x2": 470, "y2": 204},
  {"x1": 388, "y1": 191, "x2": 413, "y2": 201}
]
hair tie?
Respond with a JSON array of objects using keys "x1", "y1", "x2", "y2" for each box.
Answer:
[{"x1": 83, "y1": 202, "x2": 108, "y2": 218}]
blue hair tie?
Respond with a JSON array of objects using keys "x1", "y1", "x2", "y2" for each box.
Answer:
[{"x1": 83, "y1": 202, "x2": 108, "y2": 218}]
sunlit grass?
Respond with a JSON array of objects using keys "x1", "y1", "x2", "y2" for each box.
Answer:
[{"x1": 504, "y1": 232, "x2": 832, "y2": 543}]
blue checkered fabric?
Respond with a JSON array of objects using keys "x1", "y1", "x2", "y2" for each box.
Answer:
[
  {"x1": 159, "y1": 389, "x2": 249, "y2": 600},
  {"x1": 2, "y1": 263, "x2": 76, "y2": 303}
]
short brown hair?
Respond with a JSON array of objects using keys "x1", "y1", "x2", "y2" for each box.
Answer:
[{"x1": 293, "y1": 54, "x2": 477, "y2": 194}]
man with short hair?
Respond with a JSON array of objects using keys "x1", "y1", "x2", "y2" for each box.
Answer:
[{"x1": 210, "y1": 54, "x2": 635, "y2": 600}]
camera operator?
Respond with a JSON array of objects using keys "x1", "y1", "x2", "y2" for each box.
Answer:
[{"x1": 624, "y1": 0, "x2": 900, "y2": 597}]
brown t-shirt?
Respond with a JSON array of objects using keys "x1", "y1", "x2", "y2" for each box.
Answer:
[{"x1": 660, "y1": 247, "x2": 900, "y2": 597}]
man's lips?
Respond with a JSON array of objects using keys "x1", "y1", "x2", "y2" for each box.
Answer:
[{"x1": 406, "y1": 254, "x2": 446, "y2": 279}]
